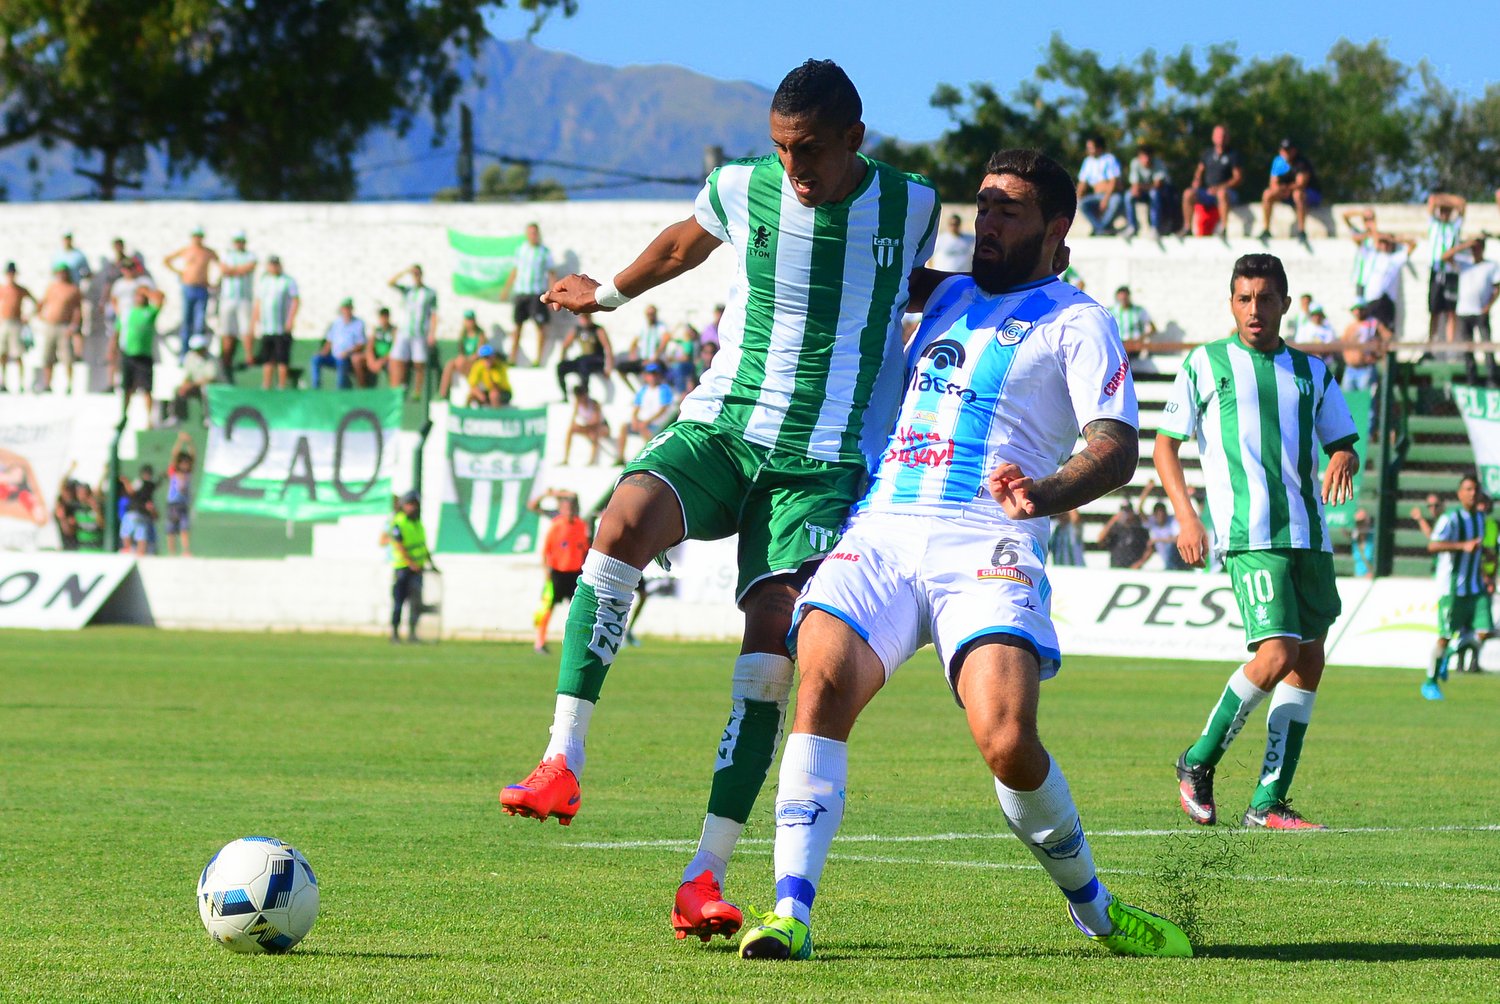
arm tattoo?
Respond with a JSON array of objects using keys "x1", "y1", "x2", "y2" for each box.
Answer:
[{"x1": 1025, "y1": 419, "x2": 1138, "y2": 518}]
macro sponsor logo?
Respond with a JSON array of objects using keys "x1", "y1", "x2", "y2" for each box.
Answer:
[
  {"x1": 977, "y1": 566, "x2": 1034, "y2": 587},
  {"x1": 908, "y1": 369, "x2": 977, "y2": 403},
  {"x1": 885, "y1": 426, "x2": 955, "y2": 468},
  {"x1": 1103, "y1": 358, "x2": 1130, "y2": 398},
  {"x1": 775, "y1": 799, "x2": 828, "y2": 827}
]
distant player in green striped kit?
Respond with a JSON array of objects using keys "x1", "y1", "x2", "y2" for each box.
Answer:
[
  {"x1": 1154, "y1": 254, "x2": 1358, "y2": 831},
  {"x1": 498, "y1": 60, "x2": 942, "y2": 943},
  {"x1": 1423, "y1": 473, "x2": 1491, "y2": 699}
]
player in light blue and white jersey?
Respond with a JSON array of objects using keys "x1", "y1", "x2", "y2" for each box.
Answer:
[{"x1": 740, "y1": 149, "x2": 1190, "y2": 963}]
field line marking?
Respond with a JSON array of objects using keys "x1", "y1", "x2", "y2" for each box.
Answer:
[{"x1": 569, "y1": 823, "x2": 1500, "y2": 851}]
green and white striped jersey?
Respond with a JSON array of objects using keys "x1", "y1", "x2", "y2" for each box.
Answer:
[
  {"x1": 1432, "y1": 506, "x2": 1487, "y2": 597},
  {"x1": 511, "y1": 243, "x2": 554, "y2": 296},
  {"x1": 397, "y1": 284, "x2": 438, "y2": 341},
  {"x1": 254, "y1": 273, "x2": 299, "y2": 333},
  {"x1": 1351, "y1": 236, "x2": 1376, "y2": 291},
  {"x1": 684, "y1": 153, "x2": 940, "y2": 465},
  {"x1": 1110, "y1": 303, "x2": 1152, "y2": 339},
  {"x1": 1159, "y1": 336, "x2": 1358, "y2": 554},
  {"x1": 221, "y1": 249, "x2": 257, "y2": 302},
  {"x1": 1429, "y1": 213, "x2": 1464, "y2": 274}
]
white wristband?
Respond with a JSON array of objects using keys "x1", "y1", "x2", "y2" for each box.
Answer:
[{"x1": 594, "y1": 279, "x2": 631, "y2": 310}]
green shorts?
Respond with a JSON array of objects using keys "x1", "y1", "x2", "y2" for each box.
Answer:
[
  {"x1": 622, "y1": 420, "x2": 866, "y2": 605},
  {"x1": 1225, "y1": 548, "x2": 1341, "y2": 647},
  {"x1": 1438, "y1": 593, "x2": 1494, "y2": 637}
]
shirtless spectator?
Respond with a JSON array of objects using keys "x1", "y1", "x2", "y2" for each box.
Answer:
[
  {"x1": 36, "y1": 263, "x2": 83, "y2": 393},
  {"x1": 164, "y1": 227, "x2": 218, "y2": 362},
  {"x1": 1258, "y1": 139, "x2": 1321, "y2": 239},
  {"x1": 216, "y1": 230, "x2": 258, "y2": 376},
  {"x1": 1180, "y1": 124, "x2": 1243, "y2": 237},
  {"x1": 562, "y1": 383, "x2": 609, "y2": 466},
  {"x1": 1341, "y1": 300, "x2": 1393, "y2": 392},
  {"x1": 0, "y1": 263, "x2": 36, "y2": 392}
]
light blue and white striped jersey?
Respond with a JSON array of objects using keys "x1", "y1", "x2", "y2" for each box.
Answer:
[
  {"x1": 859, "y1": 275, "x2": 1138, "y2": 536},
  {"x1": 512, "y1": 242, "x2": 554, "y2": 295}
]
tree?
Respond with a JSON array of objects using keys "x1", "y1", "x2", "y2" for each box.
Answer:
[
  {"x1": 0, "y1": 1, "x2": 578, "y2": 200},
  {"x1": 434, "y1": 162, "x2": 566, "y2": 202}
]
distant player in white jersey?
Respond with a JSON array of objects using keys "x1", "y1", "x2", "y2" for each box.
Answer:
[
  {"x1": 739, "y1": 149, "x2": 1191, "y2": 962},
  {"x1": 1155, "y1": 254, "x2": 1357, "y2": 831},
  {"x1": 499, "y1": 60, "x2": 944, "y2": 945}
]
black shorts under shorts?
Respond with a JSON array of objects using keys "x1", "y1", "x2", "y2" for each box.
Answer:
[
  {"x1": 124, "y1": 355, "x2": 154, "y2": 394},
  {"x1": 549, "y1": 569, "x2": 581, "y2": 603},
  {"x1": 259, "y1": 332, "x2": 292, "y2": 365},
  {"x1": 512, "y1": 295, "x2": 548, "y2": 328}
]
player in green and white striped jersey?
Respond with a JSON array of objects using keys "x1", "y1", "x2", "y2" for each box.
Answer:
[
  {"x1": 1423, "y1": 473, "x2": 1492, "y2": 699},
  {"x1": 498, "y1": 60, "x2": 942, "y2": 942},
  {"x1": 216, "y1": 231, "x2": 258, "y2": 374},
  {"x1": 1155, "y1": 254, "x2": 1358, "y2": 831},
  {"x1": 1426, "y1": 192, "x2": 1468, "y2": 343}
]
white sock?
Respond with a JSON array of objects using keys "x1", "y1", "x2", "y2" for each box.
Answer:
[
  {"x1": 772, "y1": 733, "x2": 847, "y2": 927},
  {"x1": 994, "y1": 757, "x2": 1113, "y2": 936},
  {"x1": 682, "y1": 824, "x2": 734, "y2": 887},
  {"x1": 542, "y1": 695, "x2": 594, "y2": 779}
]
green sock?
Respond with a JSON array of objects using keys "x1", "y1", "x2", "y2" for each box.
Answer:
[
  {"x1": 556, "y1": 576, "x2": 636, "y2": 703},
  {"x1": 705, "y1": 698, "x2": 784, "y2": 823},
  {"x1": 1186, "y1": 666, "x2": 1268, "y2": 768},
  {"x1": 1250, "y1": 682, "x2": 1316, "y2": 809}
]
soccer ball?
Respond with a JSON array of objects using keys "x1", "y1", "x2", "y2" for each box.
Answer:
[{"x1": 197, "y1": 837, "x2": 319, "y2": 953}]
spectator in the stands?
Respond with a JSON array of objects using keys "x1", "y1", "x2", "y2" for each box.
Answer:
[
  {"x1": 0, "y1": 262, "x2": 36, "y2": 393},
  {"x1": 1426, "y1": 192, "x2": 1468, "y2": 345},
  {"x1": 700, "y1": 303, "x2": 723, "y2": 350},
  {"x1": 697, "y1": 339, "x2": 718, "y2": 382},
  {"x1": 662, "y1": 322, "x2": 700, "y2": 393},
  {"x1": 1411, "y1": 492, "x2": 1443, "y2": 540},
  {"x1": 55, "y1": 232, "x2": 90, "y2": 286},
  {"x1": 1124, "y1": 144, "x2": 1169, "y2": 238},
  {"x1": 1098, "y1": 500, "x2": 1151, "y2": 569},
  {"x1": 1181, "y1": 124, "x2": 1243, "y2": 237},
  {"x1": 107, "y1": 253, "x2": 154, "y2": 391},
  {"x1": 615, "y1": 303, "x2": 668, "y2": 390},
  {"x1": 164, "y1": 433, "x2": 195, "y2": 557},
  {"x1": 1362, "y1": 232, "x2": 1416, "y2": 331},
  {"x1": 168, "y1": 335, "x2": 217, "y2": 426},
  {"x1": 54, "y1": 477, "x2": 80, "y2": 550},
  {"x1": 555, "y1": 314, "x2": 613, "y2": 402},
  {"x1": 36, "y1": 262, "x2": 82, "y2": 394},
  {"x1": 616, "y1": 361, "x2": 674, "y2": 464},
  {"x1": 119, "y1": 463, "x2": 158, "y2": 556},
  {"x1": 562, "y1": 383, "x2": 610, "y2": 466},
  {"x1": 465, "y1": 344, "x2": 512, "y2": 407},
  {"x1": 1341, "y1": 300, "x2": 1393, "y2": 392},
  {"x1": 119, "y1": 284, "x2": 166, "y2": 426},
  {"x1": 387, "y1": 264, "x2": 438, "y2": 399},
  {"x1": 216, "y1": 230, "x2": 258, "y2": 377},
  {"x1": 439, "y1": 309, "x2": 486, "y2": 399},
  {"x1": 1443, "y1": 236, "x2": 1500, "y2": 385},
  {"x1": 502, "y1": 223, "x2": 556, "y2": 366},
  {"x1": 364, "y1": 307, "x2": 396, "y2": 387},
  {"x1": 1110, "y1": 286, "x2": 1157, "y2": 351},
  {"x1": 310, "y1": 298, "x2": 368, "y2": 391},
  {"x1": 1076, "y1": 135, "x2": 1124, "y2": 236},
  {"x1": 1048, "y1": 510, "x2": 1085, "y2": 567},
  {"x1": 73, "y1": 477, "x2": 104, "y2": 551},
  {"x1": 1342, "y1": 207, "x2": 1380, "y2": 300},
  {"x1": 1297, "y1": 304, "x2": 1337, "y2": 346},
  {"x1": 253, "y1": 255, "x2": 299, "y2": 391},
  {"x1": 1258, "y1": 138, "x2": 1320, "y2": 240},
  {"x1": 1350, "y1": 507, "x2": 1376, "y2": 579},
  {"x1": 163, "y1": 227, "x2": 218, "y2": 362},
  {"x1": 931, "y1": 213, "x2": 975, "y2": 270}
]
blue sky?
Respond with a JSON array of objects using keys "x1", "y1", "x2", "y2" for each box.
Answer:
[{"x1": 489, "y1": 2, "x2": 1493, "y2": 143}]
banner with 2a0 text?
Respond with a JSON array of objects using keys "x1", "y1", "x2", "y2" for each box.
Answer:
[{"x1": 198, "y1": 388, "x2": 402, "y2": 521}]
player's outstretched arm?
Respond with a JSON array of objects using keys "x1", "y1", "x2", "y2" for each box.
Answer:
[
  {"x1": 988, "y1": 419, "x2": 1137, "y2": 520},
  {"x1": 542, "y1": 217, "x2": 721, "y2": 315},
  {"x1": 1153, "y1": 433, "x2": 1209, "y2": 567}
]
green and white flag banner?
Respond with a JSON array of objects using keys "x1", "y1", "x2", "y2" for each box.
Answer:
[
  {"x1": 437, "y1": 406, "x2": 548, "y2": 554},
  {"x1": 1455, "y1": 385, "x2": 1500, "y2": 495},
  {"x1": 199, "y1": 387, "x2": 402, "y2": 520},
  {"x1": 449, "y1": 230, "x2": 526, "y2": 302}
]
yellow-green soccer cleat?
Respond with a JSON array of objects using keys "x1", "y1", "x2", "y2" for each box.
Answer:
[
  {"x1": 1070, "y1": 899, "x2": 1193, "y2": 958},
  {"x1": 738, "y1": 911, "x2": 812, "y2": 961}
]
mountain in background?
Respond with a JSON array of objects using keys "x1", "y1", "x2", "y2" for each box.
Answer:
[{"x1": 0, "y1": 39, "x2": 783, "y2": 203}]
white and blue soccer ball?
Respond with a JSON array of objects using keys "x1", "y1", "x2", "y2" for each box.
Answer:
[{"x1": 197, "y1": 837, "x2": 319, "y2": 953}]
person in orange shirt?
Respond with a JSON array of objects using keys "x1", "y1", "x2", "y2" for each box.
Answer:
[{"x1": 531, "y1": 489, "x2": 591, "y2": 653}]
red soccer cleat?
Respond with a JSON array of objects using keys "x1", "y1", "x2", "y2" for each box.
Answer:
[
  {"x1": 1242, "y1": 801, "x2": 1327, "y2": 830},
  {"x1": 499, "y1": 754, "x2": 581, "y2": 825},
  {"x1": 671, "y1": 871, "x2": 743, "y2": 943}
]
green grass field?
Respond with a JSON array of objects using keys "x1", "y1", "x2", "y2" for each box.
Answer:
[{"x1": 4, "y1": 629, "x2": 1499, "y2": 1002}]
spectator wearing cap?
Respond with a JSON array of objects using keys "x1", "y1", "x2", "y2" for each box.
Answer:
[
  {"x1": 502, "y1": 222, "x2": 556, "y2": 366},
  {"x1": 1259, "y1": 138, "x2": 1321, "y2": 240},
  {"x1": 164, "y1": 227, "x2": 218, "y2": 362},
  {"x1": 555, "y1": 314, "x2": 614, "y2": 402},
  {"x1": 0, "y1": 262, "x2": 36, "y2": 393},
  {"x1": 216, "y1": 230, "x2": 258, "y2": 377},
  {"x1": 168, "y1": 333, "x2": 218, "y2": 425},
  {"x1": 439, "y1": 309, "x2": 487, "y2": 400},
  {"x1": 36, "y1": 262, "x2": 82, "y2": 393},
  {"x1": 252, "y1": 255, "x2": 299, "y2": 390},
  {"x1": 1180, "y1": 124, "x2": 1243, "y2": 237},
  {"x1": 1076, "y1": 135, "x2": 1124, "y2": 236},
  {"x1": 1297, "y1": 304, "x2": 1337, "y2": 346},
  {"x1": 465, "y1": 344, "x2": 512, "y2": 407},
  {"x1": 1442, "y1": 235, "x2": 1500, "y2": 385},
  {"x1": 1341, "y1": 300, "x2": 1392, "y2": 392},
  {"x1": 1123, "y1": 144, "x2": 1170, "y2": 239},
  {"x1": 616, "y1": 361, "x2": 674, "y2": 464},
  {"x1": 387, "y1": 264, "x2": 438, "y2": 399},
  {"x1": 387, "y1": 491, "x2": 436, "y2": 644},
  {"x1": 1425, "y1": 192, "x2": 1468, "y2": 345},
  {"x1": 310, "y1": 298, "x2": 368, "y2": 390}
]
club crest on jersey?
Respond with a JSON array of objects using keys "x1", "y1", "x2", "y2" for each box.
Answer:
[
  {"x1": 1294, "y1": 376, "x2": 1313, "y2": 396},
  {"x1": 872, "y1": 235, "x2": 902, "y2": 268},
  {"x1": 995, "y1": 318, "x2": 1033, "y2": 346},
  {"x1": 805, "y1": 522, "x2": 838, "y2": 553}
]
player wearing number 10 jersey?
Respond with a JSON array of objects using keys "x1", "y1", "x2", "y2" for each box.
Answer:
[{"x1": 1154, "y1": 254, "x2": 1358, "y2": 831}]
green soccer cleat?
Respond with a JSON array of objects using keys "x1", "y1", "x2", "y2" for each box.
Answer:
[
  {"x1": 1070, "y1": 899, "x2": 1193, "y2": 958},
  {"x1": 738, "y1": 911, "x2": 812, "y2": 961}
]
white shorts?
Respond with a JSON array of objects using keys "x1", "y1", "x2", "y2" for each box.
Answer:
[
  {"x1": 37, "y1": 321, "x2": 73, "y2": 366},
  {"x1": 792, "y1": 510, "x2": 1060, "y2": 700},
  {"x1": 220, "y1": 299, "x2": 253, "y2": 337},
  {"x1": 391, "y1": 334, "x2": 428, "y2": 363},
  {"x1": 0, "y1": 319, "x2": 22, "y2": 356}
]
